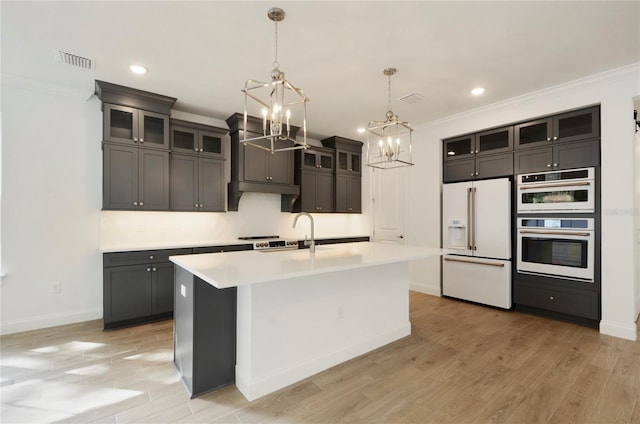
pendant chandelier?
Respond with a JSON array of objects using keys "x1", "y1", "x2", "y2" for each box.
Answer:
[
  {"x1": 242, "y1": 7, "x2": 309, "y2": 153},
  {"x1": 366, "y1": 67, "x2": 414, "y2": 169}
]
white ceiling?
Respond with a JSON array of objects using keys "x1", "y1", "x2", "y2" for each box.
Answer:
[{"x1": 2, "y1": 1, "x2": 639, "y2": 139}]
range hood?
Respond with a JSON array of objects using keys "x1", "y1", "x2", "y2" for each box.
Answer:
[{"x1": 226, "y1": 113, "x2": 301, "y2": 212}]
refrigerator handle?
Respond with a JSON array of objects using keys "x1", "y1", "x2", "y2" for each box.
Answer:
[
  {"x1": 467, "y1": 188, "x2": 472, "y2": 250},
  {"x1": 471, "y1": 187, "x2": 477, "y2": 250}
]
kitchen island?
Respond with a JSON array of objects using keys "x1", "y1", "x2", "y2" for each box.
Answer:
[{"x1": 170, "y1": 241, "x2": 442, "y2": 401}]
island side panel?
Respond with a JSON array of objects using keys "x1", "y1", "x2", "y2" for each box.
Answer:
[
  {"x1": 174, "y1": 265, "x2": 236, "y2": 398},
  {"x1": 236, "y1": 261, "x2": 410, "y2": 401}
]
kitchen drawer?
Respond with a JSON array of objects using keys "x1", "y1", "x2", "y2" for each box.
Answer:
[
  {"x1": 192, "y1": 244, "x2": 252, "y2": 254},
  {"x1": 514, "y1": 282, "x2": 598, "y2": 320},
  {"x1": 104, "y1": 248, "x2": 193, "y2": 267}
]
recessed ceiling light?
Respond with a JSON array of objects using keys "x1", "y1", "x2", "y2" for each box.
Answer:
[
  {"x1": 357, "y1": 127, "x2": 366, "y2": 134},
  {"x1": 130, "y1": 64, "x2": 148, "y2": 75},
  {"x1": 471, "y1": 87, "x2": 485, "y2": 96}
]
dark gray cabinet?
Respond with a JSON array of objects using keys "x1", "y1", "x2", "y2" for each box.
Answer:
[
  {"x1": 226, "y1": 113, "x2": 300, "y2": 211},
  {"x1": 294, "y1": 147, "x2": 335, "y2": 213},
  {"x1": 103, "y1": 143, "x2": 170, "y2": 210},
  {"x1": 443, "y1": 153, "x2": 513, "y2": 183},
  {"x1": 102, "y1": 103, "x2": 170, "y2": 149},
  {"x1": 514, "y1": 139, "x2": 599, "y2": 174},
  {"x1": 103, "y1": 248, "x2": 191, "y2": 329},
  {"x1": 171, "y1": 119, "x2": 226, "y2": 159},
  {"x1": 174, "y1": 268, "x2": 236, "y2": 398},
  {"x1": 443, "y1": 126, "x2": 513, "y2": 161},
  {"x1": 97, "y1": 81, "x2": 177, "y2": 211},
  {"x1": 322, "y1": 136, "x2": 363, "y2": 214},
  {"x1": 442, "y1": 126, "x2": 514, "y2": 183},
  {"x1": 170, "y1": 154, "x2": 225, "y2": 212},
  {"x1": 514, "y1": 106, "x2": 600, "y2": 149}
]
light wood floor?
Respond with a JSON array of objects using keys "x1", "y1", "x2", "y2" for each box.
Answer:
[{"x1": 2, "y1": 292, "x2": 639, "y2": 423}]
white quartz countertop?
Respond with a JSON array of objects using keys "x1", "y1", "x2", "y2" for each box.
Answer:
[{"x1": 170, "y1": 241, "x2": 444, "y2": 289}]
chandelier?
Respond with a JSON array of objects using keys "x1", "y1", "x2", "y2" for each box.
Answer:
[
  {"x1": 242, "y1": 7, "x2": 309, "y2": 153},
  {"x1": 366, "y1": 67, "x2": 414, "y2": 169}
]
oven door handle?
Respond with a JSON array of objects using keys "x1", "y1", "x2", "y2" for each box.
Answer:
[
  {"x1": 519, "y1": 230, "x2": 591, "y2": 236},
  {"x1": 519, "y1": 181, "x2": 591, "y2": 190},
  {"x1": 444, "y1": 257, "x2": 505, "y2": 267}
]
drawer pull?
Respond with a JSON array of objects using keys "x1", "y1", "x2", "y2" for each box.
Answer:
[
  {"x1": 549, "y1": 296, "x2": 555, "y2": 300},
  {"x1": 444, "y1": 257, "x2": 505, "y2": 267}
]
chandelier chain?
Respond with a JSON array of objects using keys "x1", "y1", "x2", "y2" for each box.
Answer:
[
  {"x1": 387, "y1": 73, "x2": 392, "y2": 112},
  {"x1": 273, "y1": 21, "x2": 280, "y2": 69}
]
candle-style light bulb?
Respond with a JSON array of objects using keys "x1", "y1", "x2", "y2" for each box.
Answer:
[
  {"x1": 286, "y1": 109, "x2": 291, "y2": 136},
  {"x1": 378, "y1": 139, "x2": 384, "y2": 159}
]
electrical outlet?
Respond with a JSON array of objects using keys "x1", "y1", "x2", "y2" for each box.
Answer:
[{"x1": 52, "y1": 282, "x2": 61, "y2": 294}]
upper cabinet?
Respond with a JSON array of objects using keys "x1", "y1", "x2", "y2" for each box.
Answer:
[
  {"x1": 294, "y1": 147, "x2": 335, "y2": 213},
  {"x1": 96, "y1": 81, "x2": 177, "y2": 210},
  {"x1": 514, "y1": 106, "x2": 600, "y2": 149},
  {"x1": 443, "y1": 126, "x2": 513, "y2": 161},
  {"x1": 443, "y1": 126, "x2": 514, "y2": 183},
  {"x1": 170, "y1": 119, "x2": 226, "y2": 158},
  {"x1": 96, "y1": 80, "x2": 176, "y2": 151},
  {"x1": 103, "y1": 104, "x2": 170, "y2": 149},
  {"x1": 321, "y1": 136, "x2": 363, "y2": 213}
]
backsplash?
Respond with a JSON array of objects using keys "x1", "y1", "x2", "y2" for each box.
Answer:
[{"x1": 100, "y1": 192, "x2": 370, "y2": 250}]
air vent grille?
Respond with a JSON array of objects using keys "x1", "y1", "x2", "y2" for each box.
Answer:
[
  {"x1": 399, "y1": 92, "x2": 426, "y2": 104},
  {"x1": 53, "y1": 49, "x2": 94, "y2": 70}
]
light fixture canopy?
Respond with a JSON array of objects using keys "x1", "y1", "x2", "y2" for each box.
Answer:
[
  {"x1": 242, "y1": 7, "x2": 309, "y2": 154},
  {"x1": 366, "y1": 67, "x2": 414, "y2": 169}
]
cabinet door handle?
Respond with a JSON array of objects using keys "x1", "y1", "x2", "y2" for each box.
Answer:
[
  {"x1": 553, "y1": 163, "x2": 558, "y2": 167},
  {"x1": 139, "y1": 202, "x2": 144, "y2": 206},
  {"x1": 195, "y1": 203, "x2": 199, "y2": 208},
  {"x1": 549, "y1": 296, "x2": 555, "y2": 300},
  {"x1": 133, "y1": 201, "x2": 138, "y2": 206},
  {"x1": 547, "y1": 137, "x2": 552, "y2": 142},
  {"x1": 347, "y1": 207, "x2": 353, "y2": 211},
  {"x1": 475, "y1": 150, "x2": 479, "y2": 154},
  {"x1": 200, "y1": 204, "x2": 204, "y2": 208},
  {"x1": 152, "y1": 267, "x2": 157, "y2": 272},
  {"x1": 134, "y1": 137, "x2": 139, "y2": 142},
  {"x1": 195, "y1": 148, "x2": 199, "y2": 152},
  {"x1": 348, "y1": 169, "x2": 352, "y2": 172},
  {"x1": 470, "y1": 173, "x2": 474, "y2": 177},
  {"x1": 546, "y1": 164, "x2": 552, "y2": 168},
  {"x1": 553, "y1": 136, "x2": 558, "y2": 141},
  {"x1": 139, "y1": 138, "x2": 144, "y2": 143},
  {"x1": 149, "y1": 255, "x2": 154, "y2": 260},
  {"x1": 475, "y1": 172, "x2": 479, "y2": 176},
  {"x1": 146, "y1": 268, "x2": 151, "y2": 272}
]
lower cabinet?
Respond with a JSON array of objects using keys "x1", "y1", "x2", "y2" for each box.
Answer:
[
  {"x1": 103, "y1": 248, "x2": 191, "y2": 329},
  {"x1": 513, "y1": 275, "x2": 600, "y2": 324},
  {"x1": 174, "y1": 267, "x2": 236, "y2": 398}
]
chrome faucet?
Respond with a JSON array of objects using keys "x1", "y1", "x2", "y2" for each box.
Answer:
[{"x1": 292, "y1": 212, "x2": 315, "y2": 253}]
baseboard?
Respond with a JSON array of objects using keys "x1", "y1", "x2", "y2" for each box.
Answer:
[
  {"x1": 600, "y1": 319, "x2": 638, "y2": 341},
  {"x1": 409, "y1": 282, "x2": 441, "y2": 297},
  {"x1": 236, "y1": 323, "x2": 411, "y2": 401},
  {"x1": 636, "y1": 294, "x2": 640, "y2": 322},
  {"x1": 0, "y1": 307, "x2": 102, "y2": 335}
]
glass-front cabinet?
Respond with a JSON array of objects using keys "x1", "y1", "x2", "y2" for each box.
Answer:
[
  {"x1": 444, "y1": 126, "x2": 512, "y2": 161},
  {"x1": 515, "y1": 106, "x2": 600, "y2": 149},
  {"x1": 103, "y1": 103, "x2": 169, "y2": 149},
  {"x1": 170, "y1": 120, "x2": 225, "y2": 158}
]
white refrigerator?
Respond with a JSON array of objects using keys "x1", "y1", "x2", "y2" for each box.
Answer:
[{"x1": 442, "y1": 178, "x2": 512, "y2": 309}]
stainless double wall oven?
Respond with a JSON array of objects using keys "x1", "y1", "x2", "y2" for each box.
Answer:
[{"x1": 516, "y1": 167, "x2": 596, "y2": 282}]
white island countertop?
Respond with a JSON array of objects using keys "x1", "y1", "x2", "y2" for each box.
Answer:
[{"x1": 170, "y1": 241, "x2": 443, "y2": 289}]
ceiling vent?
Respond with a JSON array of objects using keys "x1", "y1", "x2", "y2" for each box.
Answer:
[
  {"x1": 53, "y1": 49, "x2": 94, "y2": 70},
  {"x1": 398, "y1": 92, "x2": 426, "y2": 104}
]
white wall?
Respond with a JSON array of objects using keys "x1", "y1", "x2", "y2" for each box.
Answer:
[
  {"x1": 406, "y1": 64, "x2": 640, "y2": 341},
  {"x1": 0, "y1": 76, "x2": 370, "y2": 335},
  {"x1": 635, "y1": 123, "x2": 640, "y2": 321}
]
